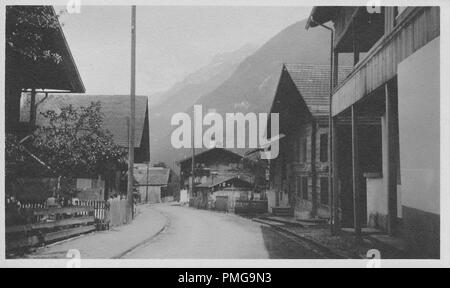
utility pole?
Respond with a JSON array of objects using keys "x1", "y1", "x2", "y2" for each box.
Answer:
[
  {"x1": 127, "y1": 5, "x2": 137, "y2": 222},
  {"x1": 146, "y1": 161, "x2": 150, "y2": 203},
  {"x1": 190, "y1": 129, "x2": 195, "y2": 203}
]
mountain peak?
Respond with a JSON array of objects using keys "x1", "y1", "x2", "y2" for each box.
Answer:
[{"x1": 150, "y1": 18, "x2": 352, "y2": 164}]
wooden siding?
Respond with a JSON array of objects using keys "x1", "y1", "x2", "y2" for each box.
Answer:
[
  {"x1": 274, "y1": 122, "x2": 331, "y2": 215},
  {"x1": 332, "y1": 7, "x2": 440, "y2": 116},
  {"x1": 289, "y1": 123, "x2": 313, "y2": 170},
  {"x1": 334, "y1": 7, "x2": 360, "y2": 48}
]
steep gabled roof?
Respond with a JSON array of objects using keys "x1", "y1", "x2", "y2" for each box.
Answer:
[
  {"x1": 195, "y1": 175, "x2": 252, "y2": 189},
  {"x1": 282, "y1": 63, "x2": 353, "y2": 117},
  {"x1": 306, "y1": 6, "x2": 341, "y2": 29},
  {"x1": 177, "y1": 147, "x2": 243, "y2": 166},
  {"x1": 10, "y1": 6, "x2": 85, "y2": 92},
  {"x1": 133, "y1": 165, "x2": 170, "y2": 186},
  {"x1": 33, "y1": 94, "x2": 148, "y2": 148}
]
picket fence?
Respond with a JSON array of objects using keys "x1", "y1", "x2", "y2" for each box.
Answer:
[{"x1": 6, "y1": 197, "x2": 130, "y2": 252}]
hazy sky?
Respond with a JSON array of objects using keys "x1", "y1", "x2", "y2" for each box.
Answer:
[{"x1": 58, "y1": 6, "x2": 311, "y2": 96}]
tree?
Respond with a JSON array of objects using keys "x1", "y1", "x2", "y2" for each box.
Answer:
[
  {"x1": 33, "y1": 102, "x2": 127, "y2": 177},
  {"x1": 6, "y1": 6, "x2": 62, "y2": 66},
  {"x1": 6, "y1": 102, "x2": 127, "y2": 198},
  {"x1": 5, "y1": 6, "x2": 65, "y2": 132}
]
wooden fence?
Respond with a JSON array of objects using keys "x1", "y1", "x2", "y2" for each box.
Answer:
[
  {"x1": 73, "y1": 199, "x2": 107, "y2": 221},
  {"x1": 5, "y1": 200, "x2": 109, "y2": 253}
]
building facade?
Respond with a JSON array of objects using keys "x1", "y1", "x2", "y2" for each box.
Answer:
[
  {"x1": 308, "y1": 6, "x2": 440, "y2": 258},
  {"x1": 178, "y1": 148, "x2": 254, "y2": 209},
  {"x1": 133, "y1": 165, "x2": 179, "y2": 204},
  {"x1": 26, "y1": 95, "x2": 151, "y2": 200},
  {"x1": 268, "y1": 64, "x2": 351, "y2": 219}
]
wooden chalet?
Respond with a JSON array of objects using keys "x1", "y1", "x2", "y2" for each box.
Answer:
[
  {"x1": 307, "y1": 6, "x2": 440, "y2": 257},
  {"x1": 29, "y1": 94, "x2": 151, "y2": 200},
  {"x1": 178, "y1": 148, "x2": 254, "y2": 209},
  {"x1": 268, "y1": 63, "x2": 352, "y2": 219}
]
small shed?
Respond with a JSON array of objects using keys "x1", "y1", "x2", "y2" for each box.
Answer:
[{"x1": 133, "y1": 165, "x2": 171, "y2": 204}]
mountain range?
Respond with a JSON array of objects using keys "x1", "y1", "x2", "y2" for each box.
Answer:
[{"x1": 148, "y1": 18, "x2": 349, "y2": 167}]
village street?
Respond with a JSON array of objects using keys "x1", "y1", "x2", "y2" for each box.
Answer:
[
  {"x1": 122, "y1": 204, "x2": 323, "y2": 259},
  {"x1": 5, "y1": 5, "x2": 441, "y2": 266},
  {"x1": 25, "y1": 203, "x2": 323, "y2": 259}
]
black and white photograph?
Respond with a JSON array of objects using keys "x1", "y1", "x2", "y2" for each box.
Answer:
[{"x1": 1, "y1": 0, "x2": 448, "y2": 269}]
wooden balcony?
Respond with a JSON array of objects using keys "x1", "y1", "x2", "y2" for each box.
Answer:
[{"x1": 331, "y1": 7, "x2": 439, "y2": 117}]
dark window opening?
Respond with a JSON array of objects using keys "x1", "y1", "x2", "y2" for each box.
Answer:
[
  {"x1": 281, "y1": 154, "x2": 287, "y2": 180},
  {"x1": 301, "y1": 138, "x2": 307, "y2": 163},
  {"x1": 302, "y1": 177, "x2": 309, "y2": 200},
  {"x1": 320, "y1": 177, "x2": 329, "y2": 205},
  {"x1": 295, "y1": 139, "x2": 300, "y2": 163},
  {"x1": 320, "y1": 133, "x2": 328, "y2": 163}
]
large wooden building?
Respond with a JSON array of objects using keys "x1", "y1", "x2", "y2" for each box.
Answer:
[
  {"x1": 307, "y1": 6, "x2": 440, "y2": 258},
  {"x1": 28, "y1": 94, "x2": 151, "y2": 200},
  {"x1": 29, "y1": 94, "x2": 151, "y2": 164},
  {"x1": 267, "y1": 64, "x2": 351, "y2": 219},
  {"x1": 178, "y1": 148, "x2": 254, "y2": 210}
]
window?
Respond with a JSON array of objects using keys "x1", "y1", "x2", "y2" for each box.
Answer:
[
  {"x1": 301, "y1": 138, "x2": 307, "y2": 163},
  {"x1": 320, "y1": 133, "x2": 328, "y2": 163},
  {"x1": 302, "y1": 177, "x2": 309, "y2": 200},
  {"x1": 295, "y1": 139, "x2": 300, "y2": 163},
  {"x1": 296, "y1": 177, "x2": 302, "y2": 197},
  {"x1": 320, "y1": 178, "x2": 329, "y2": 205}
]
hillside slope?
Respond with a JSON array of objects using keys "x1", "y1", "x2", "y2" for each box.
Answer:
[{"x1": 151, "y1": 18, "x2": 350, "y2": 166}]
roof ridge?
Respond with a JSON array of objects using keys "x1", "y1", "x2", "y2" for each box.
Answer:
[
  {"x1": 284, "y1": 63, "x2": 353, "y2": 69},
  {"x1": 50, "y1": 94, "x2": 150, "y2": 98},
  {"x1": 284, "y1": 63, "x2": 331, "y2": 66},
  {"x1": 177, "y1": 147, "x2": 243, "y2": 164}
]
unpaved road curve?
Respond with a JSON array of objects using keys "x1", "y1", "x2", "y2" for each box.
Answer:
[{"x1": 123, "y1": 204, "x2": 323, "y2": 259}]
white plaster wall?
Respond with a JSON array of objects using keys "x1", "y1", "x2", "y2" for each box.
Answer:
[
  {"x1": 367, "y1": 178, "x2": 387, "y2": 215},
  {"x1": 366, "y1": 115, "x2": 403, "y2": 223},
  {"x1": 179, "y1": 189, "x2": 189, "y2": 203},
  {"x1": 398, "y1": 37, "x2": 440, "y2": 215},
  {"x1": 366, "y1": 115, "x2": 388, "y2": 224},
  {"x1": 267, "y1": 189, "x2": 276, "y2": 212}
]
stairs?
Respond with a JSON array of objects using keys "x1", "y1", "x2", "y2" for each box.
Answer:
[{"x1": 271, "y1": 207, "x2": 294, "y2": 217}]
